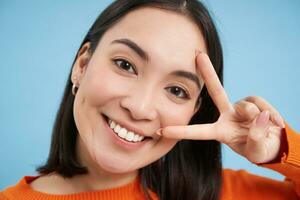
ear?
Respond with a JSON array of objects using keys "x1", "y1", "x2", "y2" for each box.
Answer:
[{"x1": 71, "y1": 42, "x2": 91, "y2": 85}]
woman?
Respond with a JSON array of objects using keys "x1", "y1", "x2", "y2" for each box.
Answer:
[{"x1": 1, "y1": 0, "x2": 299, "y2": 199}]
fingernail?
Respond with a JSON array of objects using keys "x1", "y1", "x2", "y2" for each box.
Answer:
[
  {"x1": 274, "y1": 115, "x2": 285, "y2": 128},
  {"x1": 256, "y1": 110, "x2": 269, "y2": 127},
  {"x1": 156, "y1": 128, "x2": 163, "y2": 136}
]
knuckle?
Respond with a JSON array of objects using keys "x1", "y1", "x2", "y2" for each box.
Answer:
[
  {"x1": 235, "y1": 100, "x2": 259, "y2": 115},
  {"x1": 245, "y1": 103, "x2": 259, "y2": 114},
  {"x1": 245, "y1": 95, "x2": 261, "y2": 103}
]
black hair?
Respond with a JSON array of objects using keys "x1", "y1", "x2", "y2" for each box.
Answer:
[{"x1": 37, "y1": 1, "x2": 223, "y2": 199}]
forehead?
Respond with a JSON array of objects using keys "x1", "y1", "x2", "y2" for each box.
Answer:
[{"x1": 100, "y1": 7, "x2": 207, "y2": 71}]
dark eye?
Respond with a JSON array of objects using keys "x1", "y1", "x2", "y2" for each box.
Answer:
[
  {"x1": 113, "y1": 58, "x2": 137, "y2": 74},
  {"x1": 166, "y1": 86, "x2": 190, "y2": 99}
]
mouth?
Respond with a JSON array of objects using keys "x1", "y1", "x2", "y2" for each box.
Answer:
[{"x1": 102, "y1": 114, "x2": 152, "y2": 143}]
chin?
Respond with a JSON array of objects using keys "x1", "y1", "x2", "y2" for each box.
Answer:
[
  {"x1": 102, "y1": 164, "x2": 136, "y2": 174},
  {"x1": 93, "y1": 152, "x2": 140, "y2": 174}
]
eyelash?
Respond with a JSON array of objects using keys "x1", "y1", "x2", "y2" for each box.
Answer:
[
  {"x1": 112, "y1": 58, "x2": 191, "y2": 100},
  {"x1": 112, "y1": 58, "x2": 137, "y2": 74}
]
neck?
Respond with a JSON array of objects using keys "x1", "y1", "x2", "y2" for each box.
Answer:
[{"x1": 68, "y1": 165, "x2": 138, "y2": 192}]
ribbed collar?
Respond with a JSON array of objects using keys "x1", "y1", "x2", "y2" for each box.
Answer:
[{"x1": 3, "y1": 176, "x2": 157, "y2": 200}]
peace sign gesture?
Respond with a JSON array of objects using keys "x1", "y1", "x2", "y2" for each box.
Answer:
[{"x1": 157, "y1": 52, "x2": 286, "y2": 164}]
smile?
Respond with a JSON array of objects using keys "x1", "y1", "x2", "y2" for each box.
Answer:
[{"x1": 108, "y1": 118, "x2": 146, "y2": 143}]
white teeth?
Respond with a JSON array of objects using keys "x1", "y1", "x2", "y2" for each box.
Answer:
[
  {"x1": 108, "y1": 118, "x2": 145, "y2": 143},
  {"x1": 118, "y1": 128, "x2": 127, "y2": 139},
  {"x1": 126, "y1": 131, "x2": 134, "y2": 141},
  {"x1": 133, "y1": 134, "x2": 139, "y2": 142},
  {"x1": 110, "y1": 120, "x2": 116, "y2": 129},
  {"x1": 138, "y1": 135, "x2": 144, "y2": 141},
  {"x1": 114, "y1": 124, "x2": 121, "y2": 133}
]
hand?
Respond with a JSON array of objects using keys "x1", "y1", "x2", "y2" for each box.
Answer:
[{"x1": 157, "y1": 52, "x2": 285, "y2": 164}]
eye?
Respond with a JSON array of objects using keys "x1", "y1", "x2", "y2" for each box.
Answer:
[
  {"x1": 166, "y1": 86, "x2": 191, "y2": 100},
  {"x1": 112, "y1": 58, "x2": 137, "y2": 74}
]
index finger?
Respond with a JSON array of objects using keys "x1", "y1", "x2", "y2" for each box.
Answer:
[
  {"x1": 196, "y1": 52, "x2": 232, "y2": 113},
  {"x1": 156, "y1": 123, "x2": 223, "y2": 141}
]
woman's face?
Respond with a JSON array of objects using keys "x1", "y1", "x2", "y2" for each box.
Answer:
[{"x1": 72, "y1": 7, "x2": 206, "y2": 175}]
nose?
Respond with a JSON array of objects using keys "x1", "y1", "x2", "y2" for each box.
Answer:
[{"x1": 120, "y1": 83, "x2": 158, "y2": 121}]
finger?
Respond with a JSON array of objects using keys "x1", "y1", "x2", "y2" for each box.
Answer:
[
  {"x1": 245, "y1": 110, "x2": 271, "y2": 163},
  {"x1": 272, "y1": 114, "x2": 285, "y2": 129},
  {"x1": 245, "y1": 96, "x2": 285, "y2": 128},
  {"x1": 234, "y1": 100, "x2": 261, "y2": 121},
  {"x1": 156, "y1": 123, "x2": 223, "y2": 141},
  {"x1": 196, "y1": 52, "x2": 232, "y2": 113}
]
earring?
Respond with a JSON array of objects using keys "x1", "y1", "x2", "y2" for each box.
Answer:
[
  {"x1": 72, "y1": 76, "x2": 79, "y2": 96},
  {"x1": 72, "y1": 84, "x2": 78, "y2": 96}
]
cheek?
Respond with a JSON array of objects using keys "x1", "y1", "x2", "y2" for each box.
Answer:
[
  {"x1": 161, "y1": 103, "x2": 195, "y2": 127},
  {"x1": 79, "y1": 60, "x2": 130, "y2": 107},
  {"x1": 73, "y1": 60, "x2": 121, "y2": 135}
]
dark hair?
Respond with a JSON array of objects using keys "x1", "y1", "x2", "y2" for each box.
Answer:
[{"x1": 37, "y1": 0, "x2": 223, "y2": 199}]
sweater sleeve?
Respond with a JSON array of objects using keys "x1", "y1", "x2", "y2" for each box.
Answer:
[
  {"x1": 221, "y1": 123, "x2": 300, "y2": 200},
  {"x1": 258, "y1": 123, "x2": 300, "y2": 197}
]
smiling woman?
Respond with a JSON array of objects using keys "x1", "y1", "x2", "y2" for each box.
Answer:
[{"x1": 1, "y1": 0, "x2": 300, "y2": 200}]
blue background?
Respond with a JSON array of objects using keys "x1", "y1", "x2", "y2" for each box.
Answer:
[{"x1": 0, "y1": 0, "x2": 299, "y2": 189}]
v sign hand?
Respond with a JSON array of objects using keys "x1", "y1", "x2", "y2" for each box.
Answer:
[{"x1": 156, "y1": 52, "x2": 286, "y2": 164}]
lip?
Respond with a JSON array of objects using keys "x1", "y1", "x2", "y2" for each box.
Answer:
[{"x1": 101, "y1": 114, "x2": 151, "y2": 150}]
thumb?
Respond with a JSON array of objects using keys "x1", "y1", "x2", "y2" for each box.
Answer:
[
  {"x1": 245, "y1": 110, "x2": 270, "y2": 163},
  {"x1": 156, "y1": 123, "x2": 220, "y2": 141}
]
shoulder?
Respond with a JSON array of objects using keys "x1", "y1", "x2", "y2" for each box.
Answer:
[
  {"x1": 30, "y1": 174, "x2": 75, "y2": 194},
  {"x1": 221, "y1": 168, "x2": 298, "y2": 199},
  {"x1": 222, "y1": 168, "x2": 287, "y2": 186},
  {"x1": 0, "y1": 176, "x2": 41, "y2": 200},
  {"x1": 0, "y1": 192, "x2": 8, "y2": 200},
  {"x1": 0, "y1": 174, "x2": 80, "y2": 199}
]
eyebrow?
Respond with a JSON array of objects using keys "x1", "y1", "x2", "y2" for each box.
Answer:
[
  {"x1": 111, "y1": 38, "x2": 149, "y2": 62},
  {"x1": 171, "y1": 70, "x2": 201, "y2": 89},
  {"x1": 111, "y1": 38, "x2": 201, "y2": 90}
]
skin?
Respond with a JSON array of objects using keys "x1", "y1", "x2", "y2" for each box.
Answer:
[
  {"x1": 30, "y1": 7, "x2": 206, "y2": 193},
  {"x1": 30, "y1": 7, "x2": 285, "y2": 194},
  {"x1": 159, "y1": 52, "x2": 285, "y2": 164}
]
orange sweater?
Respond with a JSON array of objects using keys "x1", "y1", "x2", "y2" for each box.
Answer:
[{"x1": 1, "y1": 124, "x2": 299, "y2": 200}]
